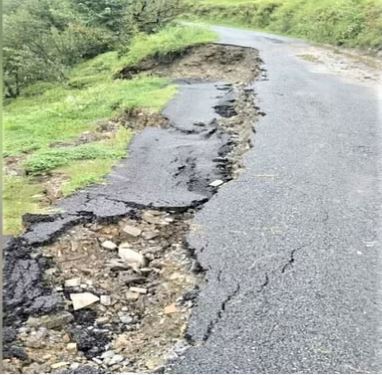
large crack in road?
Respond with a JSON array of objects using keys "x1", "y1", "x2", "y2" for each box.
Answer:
[
  {"x1": 168, "y1": 26, "x2": 382, "y2": 374},
  {"x1": 3, "y1": 44, "x2": 262, "y2": 374}
]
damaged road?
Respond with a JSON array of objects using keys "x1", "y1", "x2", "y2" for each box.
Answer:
[
  {"x1": 168, "y1": 27, "x2": 382, "y2": 374},
  {"x1": 3, "y1": 43, "x2": 261, "y2": 373},
  {"x1": 4, "y1": 26, "x2": 382, "y2": 374}
]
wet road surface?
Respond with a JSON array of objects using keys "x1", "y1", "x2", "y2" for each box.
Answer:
[{"x1": 169, "y1": 26, "x2": 382, "y2": 373}]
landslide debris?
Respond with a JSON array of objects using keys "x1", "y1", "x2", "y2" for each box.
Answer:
[
  {"x1": 3, "y1": 42, "x2": 263, "y2": 374},
  {"x1": 4, "y1": 210, "x2": 201, "y2": 374},
  {"x1": 120, "y1": 43, "x2": 262, "y2": 83}
]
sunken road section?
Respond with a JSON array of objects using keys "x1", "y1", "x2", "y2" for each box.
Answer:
[{"x1": 3, "y1": 44, "x2": 262, "y2": 374}]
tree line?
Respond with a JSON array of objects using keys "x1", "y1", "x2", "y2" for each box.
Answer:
[{"x1": 3, "y1": 0, "x2": 182, "y2": 98}]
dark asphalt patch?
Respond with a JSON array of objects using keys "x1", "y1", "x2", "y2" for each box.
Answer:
[{"x1": 3, "y1": 237, "x2": 63, "y2": 327}]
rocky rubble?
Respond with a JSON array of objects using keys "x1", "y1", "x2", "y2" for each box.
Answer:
[{"x1": 3, "y1": 209, "x2": 201, "y2": 374}]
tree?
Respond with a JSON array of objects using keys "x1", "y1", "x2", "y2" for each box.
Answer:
[
  {"x1": 126, "y1": 0, "x2": 183, "y2": 34},
  {"x1": 71, "y1": 0, "x2": 129, "y2": 31},
  {"x1": 3, "y1": 0, "x2": 112, "y2": 97},
  {"x1": 3, "y1": 0, "x2": 184, "y2": 97}
]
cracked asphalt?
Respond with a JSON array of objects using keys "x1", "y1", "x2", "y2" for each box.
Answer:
[
  {"x1": 169, "y1": 26, "x2": 382, "y2": 373},
  {"x1": 19, "y1": 81, "x2": 234, "y2": 246},
  {"x1": 3, "y1": 75, "x2": 237, "y2": 332}
]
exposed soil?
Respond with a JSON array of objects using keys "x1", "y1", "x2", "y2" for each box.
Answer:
[
  {"x1": 120, "y1": 43, "x2": 263, "y2": 83},
  {"x1": 3, "y1": 43, "x2": 262, "y2": 374},
  {"x1": 216, "y1": 84, "x2": 264, "y2": 178},
  {"x1": 4, "y1": 155, "x2": 26, "y2": 177}
]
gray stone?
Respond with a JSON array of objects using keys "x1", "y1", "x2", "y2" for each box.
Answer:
[
  {"x1": 122, "y1": 225, "x2": 142, "y2": 237},
  {"x1": 26, "y1": 311, "x2": 74, "y2": 329}
]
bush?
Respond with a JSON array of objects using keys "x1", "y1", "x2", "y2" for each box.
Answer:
[
  {"x1": 3, "y1": 0, "x2": 184, "y2": 97},
  {"x1": 186, "y1": 0, "x2": 382, "y2": 51}
]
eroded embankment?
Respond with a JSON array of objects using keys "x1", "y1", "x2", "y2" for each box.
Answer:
[{"x1": 3, "y1": 44, "x2": 263, "y2": 374}]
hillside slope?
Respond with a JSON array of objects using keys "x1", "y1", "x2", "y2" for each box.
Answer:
[{"x1": 186, "y1": 0, "x2": 382, "y2": 51}]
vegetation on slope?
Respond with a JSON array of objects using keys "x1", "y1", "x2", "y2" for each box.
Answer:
[
  {"x1": 186, "y1": 0, "x2": 382, "y2": 51},
  {"x1": 3, "y1": 24, "x2": 217, "y2": 235},
  {"x1": 3, "y1": 0, "x2": 183, "y2": 97}
]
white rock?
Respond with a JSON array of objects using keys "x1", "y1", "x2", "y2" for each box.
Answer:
[
  {"x1": 101, "y1": 350, "x2": 116, "y2": 359},
  {"x1": 102, "y1": 240, "x2": 117, "y2": 250},
  {"x1": 142, "y1": 212, "x2": 163, "y2": 225},
  {"x1": 130, "y1": 287, "x2": 147, "y2": 295},
  {"x1": 209, "y1": 179, "x2": 224, "y2": 187},
  {"x1": 100, "y1": 295, "x2": 112, "y2": 306},
  {"x1": 108, "y1": 258, "x2": 130, "y2": 270},
  {"x1": 108, "y1": 354, "x2": 124, "y2": 366},
  {"x1": 70, "y1": 363, "x2": 80, "y2": 370},
  {"x1": 51, "y1": 362, "x2": 69, "y2": 369},
  {"x1": 70, "y1": 292, "x2": 99, "y2": 310},
  {"x1": 125, "y1": 291, "x2": 139, "y2": 301},
  {"x1": 120, "y1": 314, "x2": 133, "y2": 324},
  {"x1": 142, "y1": 231, "x2": 159, "y2": 240},
  {"x1": 118, "y1": 244, "x2": 145, "y2": 267},
  {"x1": 122, "y1": 225, "x2": 142, "y2": 237},
  {"x1": 66, "y1": 343, "x2": 77, "y2": 352},
  {"x1": 96, "y1": 317, "x2": 110, "y2": 324},
  {"x1": 64, "y1": 277, "x2": 81, "y2": 288}
]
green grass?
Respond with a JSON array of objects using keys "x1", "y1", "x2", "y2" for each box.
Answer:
[
  {"x1": 4, "y1": 74, "x2": 175, "y2": 157},
  {"x1": 3, "y1": 24, "x2": 217, "y2": 235},
  {"x1": 3, "y1": 71, "x2": 161, "y2": 234},
  {"x1": 186, "y1": 0, "x2": 382, "y2": 50},
  {"x1": 117, "y1": 24, "x2": 218, "y2": 69},
  {"x1": 3, "y1": 176, "x2": 47, "y2": 236},
  {"x1": 58, "y1": 159, "x2": 118, "y2": 196},
  {"x1": 23, "y1": 127, "x2": 132, "y2": 174}
]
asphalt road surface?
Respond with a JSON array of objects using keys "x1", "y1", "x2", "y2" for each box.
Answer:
[{"x1": 170, "y1": 26, "x2": 382, "y2": 373}]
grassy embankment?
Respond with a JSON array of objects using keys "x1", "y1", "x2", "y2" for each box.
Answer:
[
  {"x1": 185, "y1": 0, "x2": 382, "y2": 51},
  {"x1": 4, "y1": 25, "x2": 217, "y2": 235}
]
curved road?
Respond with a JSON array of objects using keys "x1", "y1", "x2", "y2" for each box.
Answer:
[{"x1": 170, "y1": 26, "x2": 382, "y2": 373}]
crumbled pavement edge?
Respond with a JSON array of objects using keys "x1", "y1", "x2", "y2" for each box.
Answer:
[{"x1": 2, "y1": 44, "x2": 264, "y2": 374}]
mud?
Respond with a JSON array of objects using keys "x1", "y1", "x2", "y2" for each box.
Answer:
[
  {"x1": 120, "y1": 43, "x2": 262, "y2": 83},
  {"x1": 3, "y1": 43, "x2": 262, "y2": 373}
]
